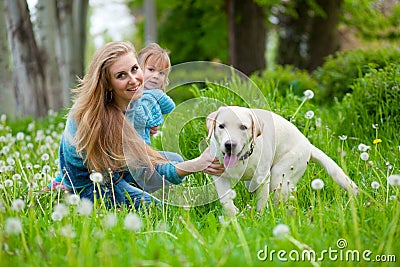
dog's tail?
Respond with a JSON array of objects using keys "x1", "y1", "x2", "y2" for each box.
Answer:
[{"x1": 310, "y1": 145, "x2": 359, "y2": 194}]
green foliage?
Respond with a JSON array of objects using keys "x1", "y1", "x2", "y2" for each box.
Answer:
[
  {"x1": 312, "y1": 47, "x2": 400, "y2": 103},
  {"x1": 338, "y1": 63, "x2": 400, "y2": 138},
  {"x1": 251, "y1": 65, "x2": 320, "y2": 102},
  {"x1": 343, "y1": 0, "x2": 400, "y2": 40},
  {"x1": 157, "y1": 0, "x2": 228, "y2": 64}
]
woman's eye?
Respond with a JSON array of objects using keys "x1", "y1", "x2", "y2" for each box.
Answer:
[
  {"x1": 117, "y1": 73, "x2": 126, "y2": 79},
  {"x1": 239, "y1": 125, "x2": 247, "y2": 130},
  {"x1": 218, "y1": 124, "x2": 225, "y2": 129}
]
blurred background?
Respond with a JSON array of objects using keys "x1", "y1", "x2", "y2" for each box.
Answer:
[{"x1": 1, "y1": 0, "x2": 399, "y2": 118}]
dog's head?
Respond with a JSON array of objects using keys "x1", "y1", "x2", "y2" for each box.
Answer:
[{"x1": 206, "y1": 106, "x2": 263, "y2": 168}]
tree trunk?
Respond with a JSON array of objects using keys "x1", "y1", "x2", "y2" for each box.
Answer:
[
  {"x1": 308, "y1": 0, "x2": 343, "y2": 71},
  {"x1": 36, "y1": 0, "x2": 64, "y2": 110},
  {"x1": 144, "y1": 0, "x2": 157, "y2": 44},
  {"x1": 57, "y1": 0, "x2": 88, "y2": 106},
  {"x1": 4, "y1": 0, "x2": 49, "y2": 117},
  {"x1": 276, "y1": 1, "x2": 310, "y2": 69},
  {"x1": 226, "y1": 0, "x2": 266, "y2": 76},
  {"x1": 277, "y1": 0, "x2": 343, "y2": 71},
  {"x1": 0, "y1": 0, "x2": 16, "y2": 119}
]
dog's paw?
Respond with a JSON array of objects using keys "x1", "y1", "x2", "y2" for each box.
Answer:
[{"x1": 222, "y1": 202, "x2": 239, "y2": 217}]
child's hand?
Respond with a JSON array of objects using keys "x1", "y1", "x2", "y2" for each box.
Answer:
[{"x1": 150, "y1": 126, "x2": 159, "y2": 136}]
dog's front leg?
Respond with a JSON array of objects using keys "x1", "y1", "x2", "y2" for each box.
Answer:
[{"x1": 213, "y1": 175, "x2": 238, "y2": 216}]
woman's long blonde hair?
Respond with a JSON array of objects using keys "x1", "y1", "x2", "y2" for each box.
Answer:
[{"x1": 70, "y1": 41, "x2": 165, "y2": 173}]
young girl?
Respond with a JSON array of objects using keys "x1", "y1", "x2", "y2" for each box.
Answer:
[
  {"x1": 49, "y1": 41, "x2": 224, "y2": 209},
  {"x1": 126, "y1": 43, "x2": 174, "y2": 145}
]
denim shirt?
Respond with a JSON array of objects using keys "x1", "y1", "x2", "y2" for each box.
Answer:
[
  {"x1": 56, "y1": 116, "x2": 183, "y2": 190},
  {"x1": 125, "y1": 89, "x2": 175, "y2": 145}
]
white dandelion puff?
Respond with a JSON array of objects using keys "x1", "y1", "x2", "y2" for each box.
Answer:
[
  {"x1": 305, "y1": 110, "x2": 315, "y2": 119},
  {"x1": 67, "y1": 194, "x2": 81, "y2": 206},
  {"x1": 51, "y1": 211, "x2": 63, "y2": 221},
  {"x1": 358, "y1": 143, "x2": 371, "y2": 152},
  {"x1": 89, "y1": 172, "x2": 104, "y2": 183},
  {"x1": 360, "y1": 152, "x2": 369, "y2": 161},
  {"x1": 0, "y1": 114, "x2": 6, "y2": 122},
  {"x1": 60, "y1": 224, "x2": 76, "y2": 238},
  {"x1": 5, "y1": 217, "x2": 23, "y2": 235},
  {"x1": 41, "y1": 153, "x2": 50, "y2": 161},
  {"x1": 371, "y1": 181, "x2": 380, "y2": 189},
  {"x1": 77, "y1": 198, "x2": 93, "y2": 216},
  {"x1": 339, "y1": 135, "x2": 347, "y2": 141},
  {"x1": 12, "y1": 174, "x2": 21, "y2": 180},
  {"x1": 103, "y1": 213, "x2": 118, "y2": 229},
  {"x1": 4, "y1": 179, "x2": 13, "y2": 187},
  {"x1": 53, "y1": 203, "x2": 69, "y2": 218},
  {"x1": 16, "y1": 132, "x2": 24, "y2": 141},
  {"x1": 303, "y1": 90, "x2": 314, "y2": 100},
  {"x1": 311, "y1": 178, "x2": 324, "y2": 190},
  {"x1": 11, "y1": 199, "x2": 26, "y2": 212},
  {"x1": 124, "y1": 213, "x2": 143, "y2": 232},
  {"x1": 273, "y1": 223, "x2": 290, "y2": 239},
  {"x1": 387, "y1": 174, "x2": 400, "y2": 186}
]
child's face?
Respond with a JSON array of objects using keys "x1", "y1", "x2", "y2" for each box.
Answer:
[{"x1": 143, "y1": 63, "x2": 168, "y2": 90}]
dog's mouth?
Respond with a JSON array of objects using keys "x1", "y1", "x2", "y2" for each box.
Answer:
[{"x1": 223, "y1": 153, "x2": 239, "y2": 168}]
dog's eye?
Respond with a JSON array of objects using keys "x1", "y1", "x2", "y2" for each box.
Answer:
[
  {"x1": 240, "y1": 125, "x2": 248, "y2": 130},
  {"x1": 219, "y1": 124, "x2": 225, "y2": 129}
]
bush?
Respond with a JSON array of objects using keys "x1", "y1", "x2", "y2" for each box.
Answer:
[
  {"x1": 338, "y1": 63, "x2": 400, "y2": 138},
  {"x1": 313, "y1": 46, "x2": 400, "y2": 104},
  {"x1": 251, "y1": 65, "x2": 320, "y2": 101}
]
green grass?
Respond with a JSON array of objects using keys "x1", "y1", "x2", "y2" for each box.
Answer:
[{"x1": 0, "y1": 83, "x2": 399, "y2": 267}]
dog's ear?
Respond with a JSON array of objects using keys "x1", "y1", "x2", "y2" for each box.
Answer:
[
  {"x1": 206, "y1": 110, "x2": 219, "y2": 141},
  {"x1": 250, "y1": 112, "x2": 263, "y2": 141}
]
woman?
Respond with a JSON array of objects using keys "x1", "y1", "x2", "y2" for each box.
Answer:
[{"x1": 56, "y1": 41, "x2": 223, "y2": 209}]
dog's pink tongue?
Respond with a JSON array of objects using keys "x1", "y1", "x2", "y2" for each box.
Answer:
[{"x1": 224, "y1": 154, "x2": 238, "y2": 168}]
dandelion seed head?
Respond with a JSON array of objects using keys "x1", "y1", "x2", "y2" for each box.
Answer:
[
  {"x1": 77, "y1": 198, "x2": 93, "y2": 216},
  {"x1": 303, "y1": 90, "x2": 314, "y2": 100},
  {"x1": 273, "y1": 223, "x2": 290, "y2": 238},
  {"x1": 5, "y1": 217, "x2": 22, "y2": 235},
  {"x1": 311, "y1": 178, "x2": 324, "y2": 190},
  {"x1": 42, "y1": 165, "x2": 51, "y2": 173},
  {"x1": 60, "y1": 224, "x2": 76, "y2": 238},
  {"x1": 339, "y1": 135, "x2": 347, "y2": 141},
  {"x1": 360, "y1": 152, "x2": 369, "y2": 161},
  {"x1": 358, "y1": 143, "x2": 370, "y2": 152},
  {"x1": 16, "y1": 132, "x2": 25, "y2": 141},
  {"x1": 51, "y1": 211, "x2": 63, "y2": 221},
  {"x1": 4, "y1": 179, "x2": 13, "y2": 187},
  {"x1": 41, "y1": 153, "x2": 49, "y2": 161},
  {"x1": 54, "y1": 203, "x2": 69, "y2": 218},
  {"x1": 387, "y1": 174, "x2": 400, "y2": 186},
  {"x1": 0, "y1": 114, "x2": 6, "y2": 122},
  {"x1": 371, "y1": 181, "x2": 380, "y2": 189},
  {"x1": 389, "y1": 195, "x2": 396, "y2": 201},
  {"x1": 103, "y1": 213, "x2": 118, "y2": 229},
  {"x1": 67, "y1": 194, "x2": 80, "y2": 205},
  {"x1": 124, "y1": 213, "x2": 143, "y2": 232},
  {"x1": 315, "y1": 118, "x2": 322, "y2": 127},
  {"x1": 11, "y1": 199, "x2": 26, "y2": 212},
  {"x1": 89, "y1": 172, "x2": 104, "y2": 183},
  {"x1": 305, "y1": 110, "x2": 315, "y2": 119},
  {"x1": 12, "y1": 174, "x2": 21, "y2": 180}
]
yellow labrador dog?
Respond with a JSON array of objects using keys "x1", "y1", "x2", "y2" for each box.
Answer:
[{"x1": 206, "y1": 106, "x2": 359, "y2": 216}]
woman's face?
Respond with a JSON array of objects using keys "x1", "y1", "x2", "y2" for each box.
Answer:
[{"x1": 109, "y1": 52, "x2": 143, "y2": 109}]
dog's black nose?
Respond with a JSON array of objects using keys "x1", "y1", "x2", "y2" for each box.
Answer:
[{"x1": 224, "y1": 141, "x2": 237, "y2": 152}]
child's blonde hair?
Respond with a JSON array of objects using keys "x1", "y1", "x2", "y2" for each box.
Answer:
[{"x1": 138, "y1": 43, "x2": 171, "y2": 91}]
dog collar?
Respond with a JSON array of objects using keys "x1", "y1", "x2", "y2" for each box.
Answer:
[{"x1": 239, "y1": 141, "x2": 255, "y2": 160}]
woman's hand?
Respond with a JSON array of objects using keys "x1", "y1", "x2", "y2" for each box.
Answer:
[{"x1": 175, "y1": 146, "x2": 225, "y2": 177}]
